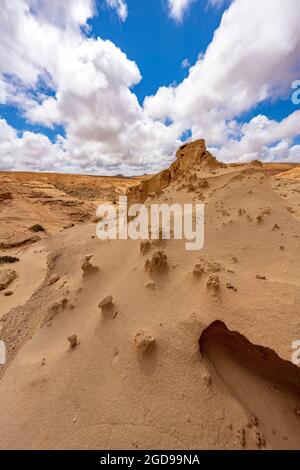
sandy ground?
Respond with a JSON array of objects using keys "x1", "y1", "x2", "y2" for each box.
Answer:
[{"x1": 0, "y1": 142, "x2": 299, "y2": 450}]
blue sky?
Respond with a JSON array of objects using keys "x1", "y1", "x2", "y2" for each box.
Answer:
[
  {"x1": 1, "y1": 0, "x2": 228, "y2": 141},
  {"x1": 0, "y1": 0, "x2": 299, "y2": 174},
  {"x1": 92, "y1": 0, "x2": 227, "y2": 102}
]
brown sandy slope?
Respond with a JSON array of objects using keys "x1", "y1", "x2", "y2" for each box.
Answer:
[
  {"x1": 262, "y1": 163, "x2": 299, "y2": 176},
  {"x1": 0, "y1": 171, "x2": 140, "y2": 241},
  {"x1": 0, "y1": 141, "x2": 299, "y2": 450},
  {"x1": 277, "y1": 166, "x2": 300, "y2": 180}
]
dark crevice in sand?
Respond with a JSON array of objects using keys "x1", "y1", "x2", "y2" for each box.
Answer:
[{"x1": 199, "y1": 321, "x2": 300, "y2": 449}]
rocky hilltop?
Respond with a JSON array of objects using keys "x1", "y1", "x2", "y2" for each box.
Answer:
[{"x1": 127, "y1": 139, "x2": 224, "y2": 205}]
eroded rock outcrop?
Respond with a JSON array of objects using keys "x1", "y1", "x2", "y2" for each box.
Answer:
[
  {"x1": 126, "y1": 139, "x2": 224, "y2": 205},
  {"x1": 145, "y1": 250, "x2": 168, "y2": 275},
  {"x1": 0, "y1": 269, "x2": 17, "y2": 291},
  {"x1": 134, "y1": 329, "x2": 155, "y2": 353}
]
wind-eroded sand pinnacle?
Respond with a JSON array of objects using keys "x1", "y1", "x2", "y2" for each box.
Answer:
[
  {"x1": 98, "y1": 295, "x2": 114, "y2": 311},
  {"x1": 140, "y1": 240, "x2": 152, "y2": 256},
  {"x1": 207, "y1": 275, "x2": 220, "y2": 291},
  {"x1": 68, "y1": 335, "x2": 78, "y2": 349},
  {"x1": 81, "y1": 254, "x2": 98, "y2": 276},
  {"x1": 145, "y1": 250, "x2": 168, "y2": 275},
  {"x1": 134, "y1": 329, "x2": 155, "y2": 353},
  {"x1": 193, "y1": 264, "x2": 204, "y2": 277}
]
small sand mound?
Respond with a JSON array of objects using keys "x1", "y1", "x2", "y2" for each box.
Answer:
[
  {"x1": 29, "y1": 224, "x2": 46, "y2": 233},
  {"x1": 256, "y1": 207, "x2": 272, "y2": 223},
  {"x1": 146, "y1": 282, "x2": 156, "y2": 290},
  {"x1": 48, "y1": 274, "x2": 60, "y2": 286}
]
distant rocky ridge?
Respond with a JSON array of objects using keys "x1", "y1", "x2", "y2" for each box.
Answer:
[{"x1": 126, "y1": 139, "x2": 224, "y2": 205}]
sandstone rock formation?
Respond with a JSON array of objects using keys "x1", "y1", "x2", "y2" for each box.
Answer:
[
  {"x1": 145, "y1": 250, "x2": 168, "y2": 275},
  {"x1": 126, "y1": 139, "x2": 225, "y2": 206},
  {"x1": 134, "y1": 329, "x2": 155, "y2": 353},
  {"x1": 0, "y1": 269, "x2": 17, "y2": 291}
]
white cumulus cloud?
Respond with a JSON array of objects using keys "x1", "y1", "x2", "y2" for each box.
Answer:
[
  {"x1": 105, "y1": 0, "x2": 128, "y2": 22},
  {"x1": 167, "y1": 0, "x2": 196, "y2": 22},
  {"x1": 208, "y1": 0, "x2": 229, "y2": 8},
  {"x1": 146, "y1": 0, "x2": 300, "y2": 161},
  {"x1": 0, "y1": 0, "x2": 178, "y2": 174},
  {"x1": 0, "y1": 0, "x2": 299, "y2": 175},
  {"x1": 210, "y1": 111, "x2": 300, "y2": 163}
]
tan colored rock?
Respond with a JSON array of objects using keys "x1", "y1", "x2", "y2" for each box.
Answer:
[
  {"x1": 48, "y1": 274, "x2": 60, "y2": 285},
  {"x1": 237, "y1": 428, "x2": 246, "y2": 448},
  {"x1": 0, "y1": 269, "x2": 17, "y2": 291},
  {"x1": 134, "y1": 329, "x2": 155, "y2": 353},
  {"x1": 81, "y1": 254, "x2": 98, "y2": 276},
  {"x1": 255, "y1": 432, "x2": 266, "y2": 448},
  {"x1": 250, "y1": 159, "x2": 263, "y2": 167},
  {"x1": 4, "y1": 291, "x2": 13, "y2": 296},
  {"x1": 146, "y1": 282, "x2": 156, "y2": 290},
  {"x1": 193, "y1": 264, "x2": 204, "y2": 278},
  {"x1": 207, "y1": 275, "x2": 220, "y2": 291},
  {"x1": 202, "y1": 373, "x2": 212, "y2": 387},
  {"x1": 226, "y1": 283, "x2": 237, "y2": 292},
  {"x1": 98, "y1": 295, "x2": 114, "y2": 311},
  {"x1": 257, "y1": 207, "x2": 272, "y2": 223},
  {"x1": 145, "y1": 251, "x2": 168, "y2": 275},
  {"x1": 198, "y1": 178, "x2": 209, "y2": 189},
  {"x1": 68, "y1": 335, "x2": 78, "y2": 348},
  {"x1": 140, "y1": 240, "x2": 152, "y2": 256}
]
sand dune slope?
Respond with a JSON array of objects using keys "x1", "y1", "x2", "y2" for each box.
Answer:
[
  {"x1": 0, "y1": 141, "x2": 299, "y2": 449},
  {"x1": 200, "y1": 321, "x2": 300, "y2": 449}
]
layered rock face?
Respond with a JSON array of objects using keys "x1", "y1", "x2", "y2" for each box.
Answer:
[
  {"x1": 171, "y1": 139, "x2": 220, "y2": 173},
  {"x1": 126, "y1": 139, "x2": 224, "y2": 205}
]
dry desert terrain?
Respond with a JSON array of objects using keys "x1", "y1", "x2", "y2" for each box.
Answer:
[{"x1": 0, "y1": 140, "x2": 299, "y2": 450}]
